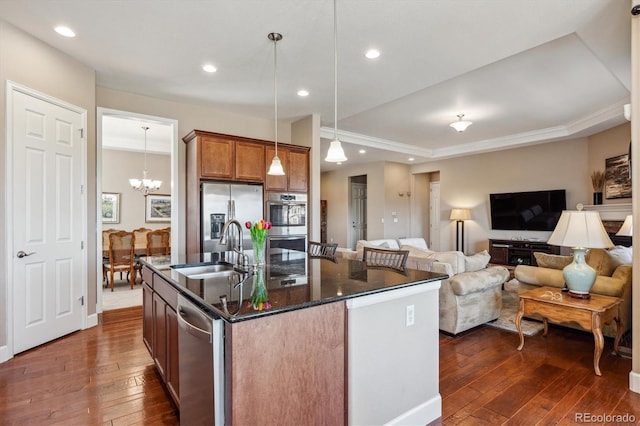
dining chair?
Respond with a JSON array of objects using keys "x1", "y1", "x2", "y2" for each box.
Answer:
[
  {"x1": 133, "y1": 227, "x2": 151, "y2": 250},
  {"x1": 105, "y1": 231, "x2": 136, "y2": 291},
  {"x1": 363, "y1": 246, "x2": 409, "y2": 271},
  {"x1": 147, "y1": 229, "x2": 171, "y2": 256},
  {"x1": 308, "y1": 241, "x2": 338, "y2": 258},
  {"x1": 102, "y1": 228, "x2": 122, "y2": 284}
]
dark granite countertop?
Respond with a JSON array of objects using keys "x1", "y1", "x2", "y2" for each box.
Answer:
[{"x1": 141, "y1": 249, "x2": 445, "y2": 323}]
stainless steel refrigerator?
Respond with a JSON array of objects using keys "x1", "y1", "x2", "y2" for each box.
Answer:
[{"x1": 201, "y1": 182, "x2": 264, "y2": 253}]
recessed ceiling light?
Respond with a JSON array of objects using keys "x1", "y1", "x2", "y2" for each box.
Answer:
[
  {"x1": 359, "y1": 149, "x2": 366, "y2": 154},
  {"x1": 202, "y1": 64, "x2": 217, "y2": 73},
  {"x1": 365, "y1": 49, "x2": 380, "y2": 59},
  {"x1": 408, "y1": 157, "x2": 415, "y2": 161},
  {"x1": 336, "y1": 162, "x2": 342, "y2": 165},
  {"x1": 297, "y1": 89, "x2": 309, "y2": 97},
  {"x1": 54, "y1": 26, "x2": 76, "y2": 38}
]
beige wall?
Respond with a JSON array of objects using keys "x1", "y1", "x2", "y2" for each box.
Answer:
[
  {"x1": 0, "y1": 21, "x2": 97, "y2": 349},
  {"x1": 102, "y1": 150, "x2": 171, "y2": 231}
]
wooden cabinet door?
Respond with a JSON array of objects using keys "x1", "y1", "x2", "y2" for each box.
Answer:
[
  {"x1": 152, "y1": 293, "x2": 168, "y2": 381},
  {"x1": 236, "y1": 141, "x2": 265, "y2": 181},
  {"x1": 265, "y1": 146, "x2": 288, "y2": 191},
  {"x1": 165, "y1": 307, "x2": 180, "y2": 407},
  {"x1": 142, "y1": 282, "x2": 154, "y2": 355},
  {"x1": 288, "y1": 149, "x2": 308, "y2": 192},
  {"x1": 201, "y1": 135, "x2": 234, "y2": 179}
]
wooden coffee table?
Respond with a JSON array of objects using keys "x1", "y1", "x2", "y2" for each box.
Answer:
[{"x1": 515, "y1": 286, "x2": 623, "y2": 376}]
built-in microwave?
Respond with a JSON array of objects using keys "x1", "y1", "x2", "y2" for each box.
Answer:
[{"x1": 266, "y1": 193, "x2": 307, "y2": 236}]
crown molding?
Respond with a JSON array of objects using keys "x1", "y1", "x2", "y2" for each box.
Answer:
[{"x1": 320, "y1": 99, "x2": 629, "y2": 162}]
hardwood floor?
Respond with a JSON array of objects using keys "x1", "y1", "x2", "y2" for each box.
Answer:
[
  {"x1": 0, "y1": 307, "x2": 179, "y2": 425},
  {"x1": 0, "y1": 309, "x2": 637, "y2": 425}
]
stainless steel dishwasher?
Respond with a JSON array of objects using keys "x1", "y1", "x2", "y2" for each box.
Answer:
[{"x1": 177, "y1": 295, "x2": 225, "y2": 426}]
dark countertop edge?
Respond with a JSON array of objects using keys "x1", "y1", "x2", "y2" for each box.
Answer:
[{"x1": 140, "y1": 258, "x2": 445, "y2": 323}]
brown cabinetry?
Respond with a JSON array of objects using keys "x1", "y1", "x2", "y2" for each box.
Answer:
[
  {"x1": 488, "y1": 239, "x2": 561, "y2": 267},
  {"x1": 264, "y1": 145, "x2": 309, "y2": 192},
  {"x1": 183, "y1": 129, "x2": 310, "y2": 254},
  {"x1": 141, "y1": 266, "x2": 180, "y2": 407}
]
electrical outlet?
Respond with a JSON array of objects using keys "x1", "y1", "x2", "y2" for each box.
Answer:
[{"x1": 406, "y1": 305, "x2": 415, "y2": 326}]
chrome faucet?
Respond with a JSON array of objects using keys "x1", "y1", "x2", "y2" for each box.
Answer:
[{"x1": 220, "y1": 219, "x2": 248, "y2": 268}]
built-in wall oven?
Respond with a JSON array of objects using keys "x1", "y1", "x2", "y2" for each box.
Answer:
[{"x1": 266, "y1": 193, "x2": 307, "y2": 252}]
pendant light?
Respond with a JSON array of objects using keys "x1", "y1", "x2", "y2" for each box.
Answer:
[
  {"x1": 325, "y1": 0, "x2": 347, "y2": 163},
  {"x1": 129, "y1": 126, "x2": 162, "y2": 195},
  {"x1": 267, "y1": 32, "x2": 285, "y2": 176}
]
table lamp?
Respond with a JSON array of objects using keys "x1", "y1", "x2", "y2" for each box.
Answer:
[
  {"x1": 616, "y1": 215, "x2": 633, "y2": 236},
  {"x1": 547, "y1": 208, "x2": 613, "y2": 299},
  {"x1": 450, "y1": 208, "x2": 471, "y2": 252}
]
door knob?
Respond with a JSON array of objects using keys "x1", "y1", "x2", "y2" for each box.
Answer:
[{"x1": 17, "y1": 250, "x2": 35, "y2": 258}]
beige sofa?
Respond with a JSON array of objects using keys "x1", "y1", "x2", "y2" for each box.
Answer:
[
  {"x1": 505, "y1": 248, "x2": 632, "y2": 338},
  {"x1": 339, "y1": 238, "x2": 510, "y2": 335}
]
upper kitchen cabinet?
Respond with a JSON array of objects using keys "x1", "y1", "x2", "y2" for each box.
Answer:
[
  {"x1": 265, "y1": 145, "x2": 309, "y2": 192},
  {"x1": 183, "y1": 130, "x2": 265, "y2": 182}
]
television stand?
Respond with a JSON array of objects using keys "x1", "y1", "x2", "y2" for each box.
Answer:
[{"x1": 488, "y1": 239, "x2": 560, "y2": 267}]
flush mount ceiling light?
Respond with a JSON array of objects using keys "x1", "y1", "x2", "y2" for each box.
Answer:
[
  {"x1": 449, "y1": 114, "x2": 473, "y2": 132},
  {"x1": 267, "y1": 32, "x2": 285, "y2": 176},
  {"x1": 365, "y1": 49, "x2": 380, "y2": 59},
  {"x1": 129, "y1": 126, "x2": 162, "y2": 195},
  {"x1": 325, "y1": 0, "x2": 348, "y2": 163},
  {"x1": 202, "y1": 64, "x2": 217, "y2": 73},
  {"x1": 297, "y1": 89, "x2": 309, "y2": 97},
  {"x1": 54, "y1": 25, "x2": 76, "y2": 37}
]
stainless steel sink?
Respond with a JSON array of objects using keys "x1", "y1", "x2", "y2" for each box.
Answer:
[{"x1": 171, "y1": 263, "x2": 240, "y2": 279}]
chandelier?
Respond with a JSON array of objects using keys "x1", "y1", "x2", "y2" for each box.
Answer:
[{"x1": 129, "y1": 126, "x2": 162, "y2": 195}]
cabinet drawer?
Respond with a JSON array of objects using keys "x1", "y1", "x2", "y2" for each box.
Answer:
[{"x1": 154, "y1": 274, "x2": 179, "y2": 310}]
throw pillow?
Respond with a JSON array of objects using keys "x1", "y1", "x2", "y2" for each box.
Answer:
[
  {"x1": 585, "y1": 248, "x2": 615, "y2": 277},
  {"x1": 464, "y1": 250, "x2": 491, "y2": 272},
  {"x1": 608, "y1": 245, "x2": 632, "y2": 267},
  {"x1": 533, "y1": 252, "x2": 573, "y2": 270}
]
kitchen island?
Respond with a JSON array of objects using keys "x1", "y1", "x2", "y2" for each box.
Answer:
[{"x1": 141, "y1": 249, "x2": 445, "y2": 425}]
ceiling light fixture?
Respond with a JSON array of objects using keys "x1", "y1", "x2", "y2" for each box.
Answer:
[
  {"x1": 202, "y1": 64, "x2": 217, "y2": 73},
  {"x1": 54, "y1": 25, "x2": 76, "y2": 37},
  {"x1": 325, "y1": 0, "x2": 347, "y2": 163},
  {"x1": 129, "y1": 126, "x2": 162, "y2": 195},
  {"x1": 297, "y1": 89, "x2": 309, "y2": 97},
  {"x1": 365, "y1": 49, "x2": 380, "y2": 59},
  {"x1": 359, "y1": 149, "x2": 366, "y2": 154},
  {"x1": 267, "y1": 32, "x2": 285, "y2": 176},
  {"x1": 449, "y1": 114, "x2": 473, "y2": 132}
]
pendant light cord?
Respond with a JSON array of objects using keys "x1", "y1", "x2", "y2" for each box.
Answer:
[
  {"x1": 142, "y1": 126, "x2": 149, "y2": 176},
  {"x1": 274, "y1": 35, "x2": 278, "y2": 156},
  {"x1": 334, "y1": 0, "x2": 338, "y2": 141}
]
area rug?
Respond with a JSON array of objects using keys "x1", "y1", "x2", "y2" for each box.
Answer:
[{"x1": 485, "y1": 291, "x2": 545, "y2": 336}]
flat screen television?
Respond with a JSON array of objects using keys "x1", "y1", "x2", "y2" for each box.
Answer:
[{"x1": 489, "y1": 189, "x2": 566, "y2": 231}]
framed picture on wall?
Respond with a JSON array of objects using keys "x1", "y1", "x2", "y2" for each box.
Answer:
[
  {"x1": 101, "y1": 192, "x2": 120, "y2": 223},
  {"x1": 605, "y1": 154, "x2": 632, "y2": 199},
  {"x1": 146, "y1": 194, "x2": 171, "y2": 223}
]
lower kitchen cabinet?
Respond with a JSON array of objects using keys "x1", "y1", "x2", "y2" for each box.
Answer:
[{"x1": 142, "y1": 266, "x2": 180, "y2": 408}]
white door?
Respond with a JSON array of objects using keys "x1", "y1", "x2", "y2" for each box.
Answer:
[
  {"x1": 350, "y1": 183, "x2": 367, "y2": 249},
  {"x1": 429, "y1": 182, "x2": 440, "y2": 251},
  {"x1": 9, "y1": 86, "x2": 85, "y2": 354}
]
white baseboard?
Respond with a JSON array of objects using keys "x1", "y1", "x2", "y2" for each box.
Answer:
[
  {"x1": 85, "y1": 313, "x2": 98, "y2": 329},
  {"x1": 384, "y1": 394, "x2": 442, "y2": 426},
  {"x1": 0, "y1": 344, "x2": 12, "y2": 363},
  {"x1": 630, "y1": 371, "x2": 640, "y2": 394}
]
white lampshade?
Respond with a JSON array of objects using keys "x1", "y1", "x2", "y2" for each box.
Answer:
[
  {"x1": 449, "y1": 114, "x2": 472, "y2": 132},
  {"x1": 450, "y1": 208, "x2": 471, "y2": 221},
  {"x1": 547, "y1": 210, "x2": 613, "y2": 249},
  {"x1": 616, "y1": 215, "x2": 633, "y2": 236},
  {"x1": 267, "y1": 155, "x2": 285, "y2": 176},
  {"x1": 325, "y1": 139, "x2": 347, "y2": 162}
]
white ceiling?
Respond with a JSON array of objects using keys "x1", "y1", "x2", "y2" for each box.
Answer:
[{"x1": 0, "y1": 0, "x2": 631, "y2": 171}]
